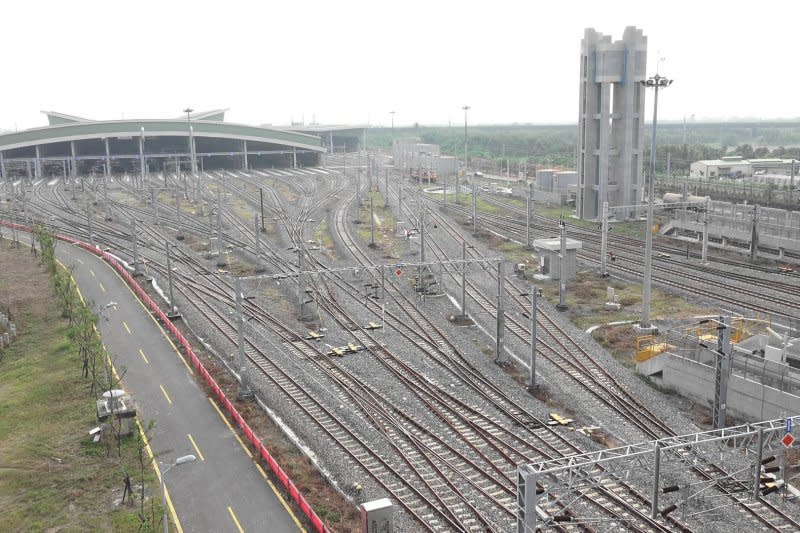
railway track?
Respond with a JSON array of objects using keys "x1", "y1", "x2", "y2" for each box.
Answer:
[
  {"x1": 7, "y1": 166, "x2": 799, "y2": 531},
  {"x1": 321, "y1": 184, "x2": 687, "y2": 531},
  {"x1": 447, "y1": 194, "x2": 800, "y2": 318},
  {"x1": 406, "y1": 182, "x2": 800, "y2": 531}
]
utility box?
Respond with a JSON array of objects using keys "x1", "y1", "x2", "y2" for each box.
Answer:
[
  {"x1": 359, "y1": 498, "x2": 393, "y2": 533},
  {"x1": 96, "y1": 389, "x2": 137, "y2": 436},
  {"x1": 533, "y1": 238, "x2": 582, "y2": 280}
]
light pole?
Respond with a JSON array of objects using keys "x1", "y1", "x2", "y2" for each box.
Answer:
[
  {"x1": 165, "y1": 241, "x2": 180, "y2": 319},
  {"x1": 639, "y1": 74, "x2": 672, "y2": 330},
  {"x1": 235, "y1": 277, "x2": 254, "y2": 399},
  {"x1": 183, "y1": 107, "x2": 196, "y2": 175},
  {"x1": 556, "y1": 215, "x2": 568, "y2": 311},
  {"x1": 161, "y1": 454, "x2": 196, "y2": 533},
  {"x1": 494, "y1": 261, "x2": 505, "y2": 364},
  {"x1": 389, "y1": 111, "x2": 395, "y2": 139},
  {"x1": 462, "y1": 105, "x2": 470, "y2": 170},
  {"x1": 521, "y1": 287, "x2": 539, "y2": 389}
]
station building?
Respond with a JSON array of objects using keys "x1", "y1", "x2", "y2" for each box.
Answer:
[{"x1": 0, "y1": 109, "x2": 327, "y2": 179}]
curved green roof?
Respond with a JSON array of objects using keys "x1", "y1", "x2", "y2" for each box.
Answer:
[{"x1": 0, "y1": 119, "x2": 325, "y2": 152}]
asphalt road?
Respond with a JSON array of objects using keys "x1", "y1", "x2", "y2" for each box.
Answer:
[{"x1": 58, "y1": 241, "x2": 305, "y2": 533}]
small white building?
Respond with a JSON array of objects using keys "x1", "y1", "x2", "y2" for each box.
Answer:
[{"x1": 689, "y1": 156, "x2": 797, "y2": 179}]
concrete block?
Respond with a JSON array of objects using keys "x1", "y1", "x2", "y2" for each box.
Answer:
[
  {"x1": 9, "y1": 323, "x2": 15, "y2": 338},
  {"x1": 2, "y1": 333, "x2": 8, "y2": 347},
  {"x1": 637, "y1": 352, "x2": 668, "y2": 377}
]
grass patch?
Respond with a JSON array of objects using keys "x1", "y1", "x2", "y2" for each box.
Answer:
[
  {"x1": 0, "y1": 244, "x2": 159, "y2": 532},
  {"x1": 314, "y1": 220, "x2": 335, "y2": 254},
  {"x1": 475, "y1": 197, "x2": 503, "y2": 215},
  {"x1": 356, "y1": 192, "x2": 398, "y2": 250},
  {"x1": 536, "y1": 206, "x2": 575, "y2": 220},
  {"x1": 486, "y1": 237, "x2": 532, "y2": 265},
  {"x1": 272, "y1": 181, "x2": 298, "y2": 203}
]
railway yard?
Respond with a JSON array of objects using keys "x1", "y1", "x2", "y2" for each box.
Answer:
[{"x1": 2, "y1": 153, "x2": 799, "y2": 532}]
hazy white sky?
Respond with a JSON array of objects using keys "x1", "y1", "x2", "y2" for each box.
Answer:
[{"x1": 2, "y1": 0, "x2": 798, "y2": 130}]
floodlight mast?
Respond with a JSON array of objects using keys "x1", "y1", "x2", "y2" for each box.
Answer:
[
  {"x1": 183, "y1": 107, "x2": 197, "y2": 175},
  {"x1": 462, "y1": 105, "x2": 470, "y2": 172},
  {"x1": 639, "y1": 74, "x2": 672, "y2": 330}
]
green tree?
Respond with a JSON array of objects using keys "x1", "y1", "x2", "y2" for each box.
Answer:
[
  {"x1": 53, "y1": 268, "x2": 78, "y2": 324},
  {"x1": 34, "y1": 224, "x2": 57, "y2": 274}
]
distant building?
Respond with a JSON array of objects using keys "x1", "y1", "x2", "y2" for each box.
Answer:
[
  {"x1": 392, "y1": 139, "x2": 457, "y2": 178},
  {"x1": 0, "y1": 109, "x2": 326, "y2": 179},
  {"x1": 577, "y1": 26, "x2": 648, "y2": 220},
  {"x1": 689, "y1": 156, "x2": 797, "y2": 179},
  {"x1": 536, "y1": 168, "x2": 578, "y2": 192},
  {"x1": 286, "y1": 124, "x2": 368, "y2": 153}
]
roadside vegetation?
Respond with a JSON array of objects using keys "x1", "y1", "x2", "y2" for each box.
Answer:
[{"x1": 0, "y1": 230, "x2": 162, "y2": 531}]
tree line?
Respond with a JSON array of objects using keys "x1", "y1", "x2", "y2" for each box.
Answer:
[{"x1": 368, "y1": 123, "x2": 800, "y2": 174}]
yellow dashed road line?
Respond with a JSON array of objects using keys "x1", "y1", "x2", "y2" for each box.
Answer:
[
  {"x1": 208, "y1": 398, "x2": 306, "y2": 532},
  {"x1": 159, "y1": 384, "x2": 173, "y2": 405},
  {"x1": 227, "y1": 507, "x2": 245, "y2": 533},
  {"x1": 187, "y1": 433, "x2": 206, "y2": 461},
  {"x1": 208, "y1": 397, "x2": 252, "y2": 457}
]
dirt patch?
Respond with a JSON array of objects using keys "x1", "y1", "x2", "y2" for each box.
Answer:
[
  {"x1": 592, "y1": 325, "x2": 638, "y2": 362},
  {"x1": 0, "y1": 240, "x2": 51, "y2": 331}
]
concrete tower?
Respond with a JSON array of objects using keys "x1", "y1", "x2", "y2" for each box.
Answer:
[{"x1": 577, "y1": 27, "x2": 647, "y2": 220}]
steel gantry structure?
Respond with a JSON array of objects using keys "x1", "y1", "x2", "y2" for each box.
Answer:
[{"x1": 517, "y1": 416, "x2": 799, "y2": 532}]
